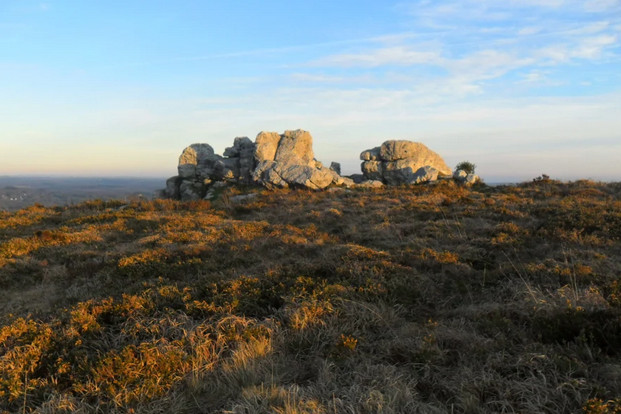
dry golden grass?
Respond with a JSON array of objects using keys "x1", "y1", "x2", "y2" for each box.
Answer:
[{"x1": 0, "y1": 180, "x2": 620, "y2": 413}]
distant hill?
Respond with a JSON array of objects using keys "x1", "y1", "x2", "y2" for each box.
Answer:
[{"x1": 0, "y1": 176, "x2": 165, "y2": 211}]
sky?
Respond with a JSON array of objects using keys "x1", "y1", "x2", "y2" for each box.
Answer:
[{"x1": 1, "y1": 0, "x2": 620, "y2": 182}]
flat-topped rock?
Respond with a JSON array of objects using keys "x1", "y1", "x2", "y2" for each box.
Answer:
[{"x1": 360, "y1": 140, "x2": 451, "y2": 184}]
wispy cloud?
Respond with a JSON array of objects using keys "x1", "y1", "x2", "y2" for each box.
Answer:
[
  {"x1": 584, "y1": 0, "x2": 621, "y2": 12},
  {"x1": 300, "y1": 0, "x2": 620, "y2": 99},
  {"x1": 312, "y1": 46, "x2": 441, "y2": 67}
]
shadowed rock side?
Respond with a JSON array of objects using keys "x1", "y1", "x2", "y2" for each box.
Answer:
[{"x1": 360, "y1": 140, "x2": 453, "y2": 185}]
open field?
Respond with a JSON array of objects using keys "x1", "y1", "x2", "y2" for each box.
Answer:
[{"x1": 0, "y1": 180, "x2": 620, "y2": 413}]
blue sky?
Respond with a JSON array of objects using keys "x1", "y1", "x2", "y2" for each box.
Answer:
[{"x1": 1, "y1": 0, "x2": 620, "y2": 181}]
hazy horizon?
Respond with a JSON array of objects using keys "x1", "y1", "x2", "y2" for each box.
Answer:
[{"x1": 1, "y1": 1, "x2": 620, "y2": 182}]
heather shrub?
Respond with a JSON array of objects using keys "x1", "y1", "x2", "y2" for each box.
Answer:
[{"x1": 0, "y1": 180, "x2": 619, "y2": 412}]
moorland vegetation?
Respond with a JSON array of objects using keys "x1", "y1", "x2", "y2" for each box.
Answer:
[{"x1": 0, "y1": 179, "x2": 620, "y2": 413}]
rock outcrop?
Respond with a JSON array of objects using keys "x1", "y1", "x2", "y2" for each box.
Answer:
[
  {"x1": 360, "y1": 140, "x2": 452, "y2": 185},
  {"x1": 163, "y1": 133, "x2": 474, "y2": 200},
  {"x1": 167, "y1": 143, "x2": 222, "y2": 200},
  {"x1": 163, "y1": 129, "x2": 354, "y2": 200}
]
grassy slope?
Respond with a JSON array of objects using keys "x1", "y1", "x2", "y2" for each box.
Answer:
[{"x1": 0, "y1": 180, "x2": 620, "y2": 413}]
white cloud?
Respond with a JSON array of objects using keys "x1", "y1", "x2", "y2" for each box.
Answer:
[
  {"x1": 584, "y1": 0, "x2": 621, "y2": 12},
  {"x1": 537, "y1": 34, "x2": 618, "y2": 62},
  {"x1": 519, "y1": 70, "x2": 549, "y2": 83},
  {"x1": 571, "y1": 34, "x2": 618, "y2": 58},
  {"x1": 518, "y1": 26, "x2": 542, "y2": 36},
  {"x1": 312, "y1": 46, "x2": 441, "y2": 68}
]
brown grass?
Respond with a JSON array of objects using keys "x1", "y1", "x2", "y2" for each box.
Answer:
[{"x1": 0, "y1": 181, "x2": 620, "y2": 413}]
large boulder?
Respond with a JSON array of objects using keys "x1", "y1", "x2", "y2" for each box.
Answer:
[
  {"x1": 253, "y1": 130, "x2": 336, "y2": 190},
  {"x1": 178, "y1": 144, "x2": 220, "y2": 179},
  {"x1": 453, "y1": 169, "x2": 480, "y2": 186},
  {"x1": 278, "y1": 164, "x2": 334, "y2": 190},
  {"x1": 255, "y1": 132, "x2": 281, "y2": 163},
  {"x1": 360, "y1": 140, "x2": 451, "y2": 185},
  {"x1": 273, "y1": 129, "x2": 314, "y2": 166}
]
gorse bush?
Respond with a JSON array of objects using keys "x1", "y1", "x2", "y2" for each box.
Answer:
[
  {"x1": 455, "y1": 160, "x2": 476, "y2": 174},
  {"x1": 0, "y1": 180, "x2": 620, "y2": 412}
]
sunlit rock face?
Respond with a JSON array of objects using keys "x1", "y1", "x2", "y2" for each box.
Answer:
[
  {"x1": 252, "y1": 129, "x2": 342, "y2": 190},
  {"x1": 360, "y1": 140, "x2": 452, "y2": 185}
]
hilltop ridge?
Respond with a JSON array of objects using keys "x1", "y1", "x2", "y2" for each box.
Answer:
[{"x1": 0, "y1": 180, "x2": 620, "y2": 412}]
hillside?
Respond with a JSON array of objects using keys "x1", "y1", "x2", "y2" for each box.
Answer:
[{"x1": 1, "y1": 180, "x2": 620, "y2": 413}]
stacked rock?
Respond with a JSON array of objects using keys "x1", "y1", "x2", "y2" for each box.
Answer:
[
  {"x1": 163, "y1": 129, "x2": 354, "y2": 200},
  {"x1": 360, "y1": 140, "x2": 452, "y2": 185},
  {"x1": 165, "y1": 143, "x2": 222, "y2": 201},
  {"x1": 252, "y1": 129, "x2": 353, "y2": 190},
  {"x1": 222, "y1": 137, "x2": 256, "y2": 183}
]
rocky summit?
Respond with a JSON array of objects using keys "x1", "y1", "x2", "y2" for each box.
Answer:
[
  {"x1": 360, "y1": 140, "x2": 452, "y2": 185},
  {"x1": 163, "y1": 132, "x2": 476, "y2": 201}
]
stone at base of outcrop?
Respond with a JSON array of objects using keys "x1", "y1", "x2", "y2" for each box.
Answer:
[
  {"x1": 410, "y1": 166, "x2": 439, "y2": 184},
  {"x1": 330, "y1": 162, "x2": 341, "y2": 175},
  {"x1": 453, "y1": 169, "x2": 480, "y2": 186},
  {"x1": 180, "y1": 180, "x2": 206, "y2": 201},
  {"x1": 358, "y1": 180, "x2": 384, "y2": 188},
  {"x1": 359, "y1": 140, "x2": 451, "y2": 185},
  {"x1": 349, "y1": 174, "x2": 366, "y2": 184},
  {"x1": 464, "y1": 174, "x2": 479, "y2": 185},
  {"x1": 164, "y1": 176, "x2": 182, "y2": 199},
  {"x1": 278, "y1": 164, "x2": 334, "y2": 190},
  {"x1": 204, "y1": 181, "x2": 228, "y2": 201},
  {"x1": 453, "y1": 170, "x2": 467, "y2": 180}
]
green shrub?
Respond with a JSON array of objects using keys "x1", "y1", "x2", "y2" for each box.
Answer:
[{"x1": 455, "y1": 161, "x2": 476, "y2": 174}]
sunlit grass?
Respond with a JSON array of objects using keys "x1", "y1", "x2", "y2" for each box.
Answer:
[{"x1": 0, "y1": 180, "x2": 620, "y2": 412}]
